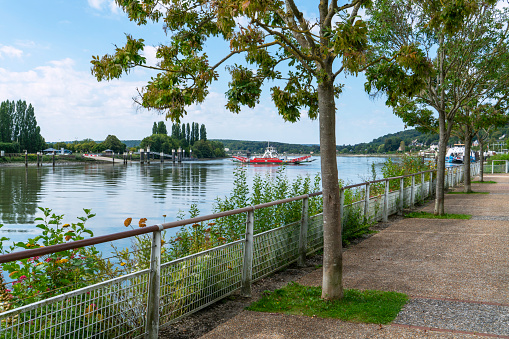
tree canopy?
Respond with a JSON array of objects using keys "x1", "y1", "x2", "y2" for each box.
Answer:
[
  {"x1": 102, "y1": 134, "x2": 126, "y2": 153},
  {"x1": 365, "y1": 0, "x2": 509, "y2": 214}
]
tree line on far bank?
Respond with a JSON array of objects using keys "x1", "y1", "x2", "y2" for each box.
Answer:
[
  {"x1": 141, "y1": 122, "x2": 225, "y2": 158},
  {"x1": 48, "y1": 122, "x2": 225, "y2": 159},
  {"x1": 0, "y1": 100, "x2": 45, "y2": 153}
]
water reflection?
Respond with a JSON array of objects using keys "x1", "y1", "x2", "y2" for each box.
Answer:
[
  {"x1": 0, "y1": 167, "x2": 43, "y2": 224},
  {"x1": 0, "y1": 157, "x2": 392, "y2": 242}
]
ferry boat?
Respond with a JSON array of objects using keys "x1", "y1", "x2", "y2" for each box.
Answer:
[
  {"x1": 445, "y1": 144, "x2": 475, "y2": 163},
  {"x1": 231, "y1": 145, "x2": 314, "y2": 165}
]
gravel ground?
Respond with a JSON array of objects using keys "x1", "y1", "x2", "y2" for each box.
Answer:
[
  {"x1": 471, "y1": 215, "x2": 509, "y2": 221},
  {"x1": 394, "y1": 298, "x2": 509, "y2": 336}
]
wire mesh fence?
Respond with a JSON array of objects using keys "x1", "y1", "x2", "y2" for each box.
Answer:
[
  {"x1": 484, "y1": 161, "x2": 508, "y2": 174},
  {"x1": 0, "y1": 163, "x2": 480, "y2": 338}
]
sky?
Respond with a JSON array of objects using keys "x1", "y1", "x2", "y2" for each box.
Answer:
[{"x1": 0, "y1": 0, "x2": 407, "y2": 145}]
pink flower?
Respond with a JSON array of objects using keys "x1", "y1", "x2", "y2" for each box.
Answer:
[
  {"x1": 6, "y1": 289, "x2": 11, "y2": 292},
  {"x1": 45, "y1": 258, "x2": 51, "y2": 262},
  {"x1": 19, "y1": 275, "x2": 27, "y2": 280}
]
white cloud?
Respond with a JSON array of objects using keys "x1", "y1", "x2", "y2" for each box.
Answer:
[
  {"x1": 182, "y1": 92, "x2": 320, "y2": 144},
  {"x1": 87, "y1": 0, "x2": 105, "y2": 10},
  {"x1": 142, "y1": 46, "x2": 159, "y2": 67},
  {"x1": 234, "y1": 16, "x2": 250, "y2": 28},
  {"x1": 0, "y1": 45, "x2": 23, "y2": 58},
  {"x1": 0, "y1": 58, "x2": 155, "y2": 141},
  {"x1": 88, "y1": 0, "x2": 120, "y2": 14}
]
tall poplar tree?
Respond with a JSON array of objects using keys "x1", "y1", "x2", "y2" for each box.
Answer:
[
  {"x1": 1, "y1": 100, "x2": 44, "y2": 152},
  {"x1": 91, "y1": 0, "x2": 429, "y2": 299},
  {"x1": 0, "y1": 100, "x2": 15, "y2": 142},
  {"x1": 200, "y1": 124, "x2": 207, "y2": 141},
  {"x1": 157, "y1": 121, "x2": 168, "y2": 134}
]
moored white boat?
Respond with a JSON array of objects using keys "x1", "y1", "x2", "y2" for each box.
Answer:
[{"x1": 445, "y1": 144, "x2": 475, "y2": 163}]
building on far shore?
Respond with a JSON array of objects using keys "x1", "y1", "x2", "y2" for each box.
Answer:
[{"x1": 43, "y1": 148, "x2": 72, "y2": 155}]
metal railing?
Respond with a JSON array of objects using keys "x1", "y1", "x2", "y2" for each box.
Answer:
[
  {"x1": 485, "y1": 160, "x2": 509, "y2": 174},
  {"x1": 0, "y1": 163, "x2": 480, "y2": 338}
]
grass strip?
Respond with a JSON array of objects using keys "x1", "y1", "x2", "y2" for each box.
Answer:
[
  {"x1": 471, "y1": 181, "x2": 497, "y2": 184},
  {"x1": 405, "y1": 211, "x2": 471, "y2": 219},
  {"x1": 447, "y1": 191, "x2": 489, "y2": 194},
  {"x1": 247, "y1": 282, "x2": 407, "y2": 324}
]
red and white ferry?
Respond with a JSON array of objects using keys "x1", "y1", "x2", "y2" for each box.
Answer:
[{"x1": 231, "y1": 145, "x2": 314, "y2": 165}]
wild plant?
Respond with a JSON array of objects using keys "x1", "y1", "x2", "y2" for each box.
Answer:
[{"x1": 0, "y1": 208, "x2": 100, "y2": 308}]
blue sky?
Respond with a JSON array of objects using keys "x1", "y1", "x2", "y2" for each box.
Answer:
[{"x1": 0, "y1": 0, "x2": 406, "y2": 145}]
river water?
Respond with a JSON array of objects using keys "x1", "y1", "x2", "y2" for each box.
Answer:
[{"x1": 0, "y1": 156, "x2": 393, "y2": 248}]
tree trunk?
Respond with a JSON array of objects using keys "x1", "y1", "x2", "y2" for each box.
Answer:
[
  {"x1": 318, "y1": 78, "x2": 343, "y2": 300},
  {"x1": 463, "y1": 131, "x2": 472, "y2": 193},
  {"x1": 434, "y1": 34, "x2": 447, "y2": 216},
  {"x1": 434, "y1": 112, "x2": 447, "y2": 215},
  {"x1": 479, "y1": 140, "x2": 484, "y2": 182}
]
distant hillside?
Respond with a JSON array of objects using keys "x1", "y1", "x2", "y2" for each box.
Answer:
[
  {"x1": 121, "y1": 140, "x2": 141, "y2": 148},
  {"x1": 337, "y1": 129, "x2": 440, "y2": 154},
  {"x1": 214, "y1": 139, "x2": 319, "y2": 154}
]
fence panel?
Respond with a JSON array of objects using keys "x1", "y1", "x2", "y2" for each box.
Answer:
[
  {"x1": 252, "y1": 222, "x2": 300, "y2": 281},
  {"x1": 159, "y1": 240, "x2": 244, "y2": 327},
  {"x1": 306, "y1": 213, "x2": 324, "y2": 254},
  {"x1": 0, "y1": 270, "x2": 149, "y2": 339}
]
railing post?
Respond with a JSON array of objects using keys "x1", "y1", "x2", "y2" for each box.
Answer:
[
  {"x1": 410, "y1": 175, "x2": 415, "y2": 208},
  {"x1": 429, "y1": 172, "x2": 433, "y2": 198},
  {"x1": 298, "y1": 196, "x2": 309, "y2": 267},
  {"x1": 364, "y1": 182, "x2": 370, "y2": 222},
  {"x1": 146, "y1": 224, "x2": 163, "y2": 339},
  {"x1": 421, "y1": 172, "x2": 425, "y2": 202},
  {"x1": 492, "y1": 161, "x2": 494, "y2": 174},
  {"x1": 241, "y1": 208, "x2": 254, "y2": 297},
  {"x1": 398, "y1": 177, "x2": 404, "y2": 215},
  {"x1": 383, "y1": 179, "x2": 389, "y2": 222},
  {"x1": 339, "y1": 188, "x2": 345, "y2": 231},
  {"x1": 506, "y1": 160, "x2": 508, "y2": 174}
]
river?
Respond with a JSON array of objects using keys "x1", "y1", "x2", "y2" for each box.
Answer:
[{"x1": 0, "y1": 156, "x2": 394, "y2": 248}]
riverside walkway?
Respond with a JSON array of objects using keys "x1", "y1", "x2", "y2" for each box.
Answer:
[{"x1": 201, "y1": 173, "x2": 509, "y2": 338}]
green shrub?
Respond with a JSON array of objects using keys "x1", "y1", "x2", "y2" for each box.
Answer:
[
  {"x1": 0, "y1": 208, "x2": 101, "y2": 308},
  {"x1": 0, "y1": 142, "x2": 20, "y2": 153}
]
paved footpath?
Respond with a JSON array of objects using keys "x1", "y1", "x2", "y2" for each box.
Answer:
[{"x1": 201, "y1": 174, "x2": 509, "y2": 338}]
